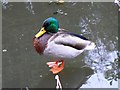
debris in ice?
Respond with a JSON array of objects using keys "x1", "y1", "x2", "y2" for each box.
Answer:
[
  {"x1": 3, "y1": 49, "x2": 7, "y2": 52},
  {"x1": 21, "y1": 34, "x2": 24, "y2": 37},
  {"x1": 53, "y1": 9, "x2": 67, "y2": 16},
  {"x1": 64, "y1": 13, "x2": 67, "y2": 16},
  {"x1": 40, "y1": 75, "x2": 43, "y2": 78}
]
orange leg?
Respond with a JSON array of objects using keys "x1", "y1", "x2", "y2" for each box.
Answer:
[{"x1": 46, "y1": 60, "x2": 64, "y2": 74}]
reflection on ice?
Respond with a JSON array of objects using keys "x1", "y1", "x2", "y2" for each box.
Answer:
[
  {"x1": 81, "y1": 72, "x2": 118, "y2": 88},
  {"x1": 114, "y1": 0, "x2": 120, "y2": 11},
  {"x1": 2, "y1": 0, "x2": 35, "y2": 15},
  {"x1": 79, "y1": 11, "x2": 118, "y2": 87},
  {"x1": 25, "y1": 0, "x2": 35, "y2": 15},
  {"x1": 84, "y1": 39, "x2": 118, "y2": 72},
  {"x1": 2, "y1": 0, "x2": 12, "y2": 10},
  {"x1": 82, "y1": 38, "x2": 118, "y2": 88}
]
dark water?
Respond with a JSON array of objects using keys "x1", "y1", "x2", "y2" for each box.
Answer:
[{"x1": 2, "y1": 2, "x2": 118, "y2": 88}]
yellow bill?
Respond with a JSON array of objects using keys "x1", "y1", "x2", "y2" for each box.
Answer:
[{"x1": 35, "y1": 27, "x2": 46, "y2": 38}]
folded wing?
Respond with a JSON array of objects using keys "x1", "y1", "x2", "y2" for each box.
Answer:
[{"x1": 49, "y1": 31, "x2": 95, "y2": 50}]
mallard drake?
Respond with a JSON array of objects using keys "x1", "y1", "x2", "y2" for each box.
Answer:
[{"x1": 33, "y1": 17, "x2": 95, "y2": 74}]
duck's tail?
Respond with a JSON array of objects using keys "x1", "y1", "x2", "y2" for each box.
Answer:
[{"x1": 85, "y1": 42, "x2": 96, "y2": 50}]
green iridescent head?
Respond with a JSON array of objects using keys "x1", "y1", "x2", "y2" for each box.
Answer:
[
  {"x1": 43, "y1": 17, "x2": 59, "y2": 33},
  {"x1": 35, "y1": 17, "x2": 59, "y2": 38}
]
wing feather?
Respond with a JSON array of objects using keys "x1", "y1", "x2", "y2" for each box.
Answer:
[{"x1": 49, "y1": 31, "x2": 91, "y2": 50}]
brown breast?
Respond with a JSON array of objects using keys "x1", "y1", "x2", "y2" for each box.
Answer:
[{"x1": 33, "y1": 33, "x2": 52, "y2": 54}]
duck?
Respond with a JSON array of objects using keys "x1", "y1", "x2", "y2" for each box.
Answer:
[{"x1": 33, "y1": 17, "x2": 95, "y2": 74}]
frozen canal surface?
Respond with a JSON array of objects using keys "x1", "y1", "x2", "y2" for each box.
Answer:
[{"x1": 2, "y1": 2, "x2": 119, "y2": 88}]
